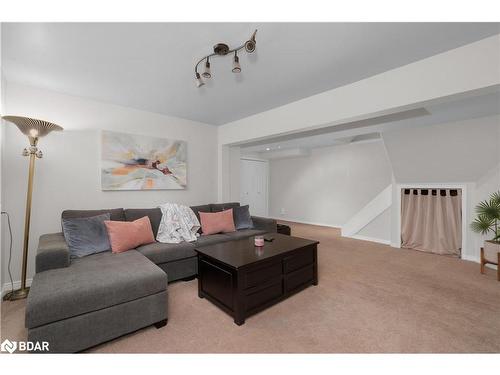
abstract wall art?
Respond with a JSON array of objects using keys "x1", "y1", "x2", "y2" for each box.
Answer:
[{"x1": 101, "y1": 130, "x2": 187, "y2": 190}]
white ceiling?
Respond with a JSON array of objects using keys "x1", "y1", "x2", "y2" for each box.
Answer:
[{"x1": 2, "y1": 23, "x2": 499, "y2": 125}]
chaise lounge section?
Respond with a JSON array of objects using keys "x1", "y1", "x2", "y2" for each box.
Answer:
[{"x1": 27, "y1": 250, "x2": 168, "y2": 353}]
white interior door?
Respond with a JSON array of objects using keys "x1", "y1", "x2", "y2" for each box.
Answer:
[{"x1": 240, "y1": 158, "x2": 268, "y2": 217}]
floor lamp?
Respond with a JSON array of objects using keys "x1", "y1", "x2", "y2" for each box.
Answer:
[{"x1": 2, "y1": 116, "x2": 63, "y2": 301}]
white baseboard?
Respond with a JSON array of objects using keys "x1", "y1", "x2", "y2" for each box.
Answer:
[
  {"x1": 390, "y1": 248, "x2": 481, "y2": 264},
  {"x1": 346, "y1": 234, "x2": 391, "y2": 245},
  {"x1": 271, "y1": 217, "x2": 342, "y2": 229},
  {"x1": 1, "y1": 278, "x2": 33, "y2": 298},
  {"x1": 461, "y1": 254, "x2": 480, "y2": 264},
  {"x1": 272, "y1": 217, "x2": 392, "y2": 246},
  {"x1": 272, "y1": 217, "x2": 393, "y2": 246},
  {"x1": 390, "y1": 243, "x2": 479, "y2": 264}
]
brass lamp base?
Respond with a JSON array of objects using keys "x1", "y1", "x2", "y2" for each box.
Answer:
[{"x1": 3, "y1": 287, "x2": 30, "y2": 301}]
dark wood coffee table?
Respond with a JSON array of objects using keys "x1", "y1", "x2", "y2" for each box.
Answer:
[{"x1": 195, "y1": 233, "x2": 319, "y2": 325}]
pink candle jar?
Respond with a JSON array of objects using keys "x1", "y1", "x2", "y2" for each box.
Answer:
[{"x1": 254, "y1": 235, "x2": 264, "y2": 247}]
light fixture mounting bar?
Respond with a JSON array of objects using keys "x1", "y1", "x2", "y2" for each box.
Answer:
[{"x1": 194, "y1": 30, "x2": 257, "y2": 87}]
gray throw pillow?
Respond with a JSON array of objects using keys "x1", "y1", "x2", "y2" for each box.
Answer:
[
  {"x1": 233, "y1": 205, "x2": 254, "y2": 230},
  {"x1": 62, "y1": 213, "x2": 111, "y2": 258}
]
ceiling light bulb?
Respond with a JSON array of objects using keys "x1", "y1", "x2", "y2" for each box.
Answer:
[
  {"x1": 266, "y1": 147, "x2": 270, "y2": 151},
  {"x1": 232, "y1": 53, "x2": 241, "y2": 73},
  {"x1": 195, "y1": 72, "x2": 205, "y2": 88},
  {"x1": 202, "y1": 58, "x2": 211, "y2": 79}
]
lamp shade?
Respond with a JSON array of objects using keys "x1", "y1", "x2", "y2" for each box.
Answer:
[
  {"x1": 2, "y1": 116, "x2": 63, "y2": 138},
  {"x1": 202, "y1": 59, "x2": 211, "y2": 79},
  {"x1": 232, "y1": 55, "x2": 241, "y2": 73},
  {"x1": 195, "y1": 73, "x2": 205, "y2": 87}
]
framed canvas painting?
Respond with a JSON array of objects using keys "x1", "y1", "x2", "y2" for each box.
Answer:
[{"x1": 101, "y1": 130, "x2": 187, "y2": 190}]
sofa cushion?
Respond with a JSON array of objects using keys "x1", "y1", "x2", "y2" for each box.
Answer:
[
  {"x1": 193, "y1": 233, "x2": 234, "y2": 247},
  {"x1": 224, "y1": 229, "x2": 267, "y2": 240},
  {"x1": 36, "y1": 233, "x2": 70, "y2": 273},
  {"x1": 190, "y1": 204, "x2": 211, "y2": 220},
  {"x1": 251, "y1": 216, "x2": 278, "y2": 233},
  {"x1": 190, "y1": 204, "x2": 211, "y2": 234},
  {"x1": 210, "y1": 202, "x2": 240, "y2": 212},
  {"x1": 136, "y1": 241, "x2": 197, "y2": 264},
  {"x1": 62, "y1": 208, "x2": 125, "y2": 222},
  {"x1": 26, "y1": 250, "x2": 167, "y2": 329},
  {"x1": 105, "y1": 216, "x2": 155, "y2": 253},
  {"x1": 124, "y1": 208, "x2": 162, "y2": 237},
  {"x1": 62, "y1": 214, "x2": 111, "y2": 258},
  {"x1": 199, "y1": 209, "x2": 236, "y2": 235},
  {"x1": 233, "y1": 205, "x2": 254, "y2": 230}
]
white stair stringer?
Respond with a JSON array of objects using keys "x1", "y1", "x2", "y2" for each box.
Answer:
[{"x1": 341, "y1": 185, "x2": 392, "y2": 238}]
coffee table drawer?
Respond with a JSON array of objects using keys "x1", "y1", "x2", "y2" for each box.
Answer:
[
  {"x1": 284, "y1": 264, "x2": 314, "y2": 293},
  {"x1": 283, "y1": 248, "x2": 314, "y2": 274},
  {"x1": 245, "y1": 281, "x2": 283, "y2": 313},
  {"x1": 243, "y1": 261, "x2": 282, "y2": 289}
]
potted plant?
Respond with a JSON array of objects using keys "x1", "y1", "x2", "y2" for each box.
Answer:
[{"x1": 471, "y1": 190, "x2": 500, "y2": 255}]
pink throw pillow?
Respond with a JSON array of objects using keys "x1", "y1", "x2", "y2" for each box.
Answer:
[
  {"x1": 199, "y1": 209, "x2": 236, "y2": 235},
  {"x1": 104, "y1": 216, "x2": 155, "y2": 253}
]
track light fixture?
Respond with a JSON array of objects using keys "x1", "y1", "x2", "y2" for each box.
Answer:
[
  {"x1": 195, "y1": 72, "x2": 205, "y2": 88},
  {"x1": 194, "y1": 30, "x2": 257, "y2": 87},
  {"x1": 232, "y1": 52, "x2": 241, "y2": 73},
  {"x1": 202, "y1": 57, "x2": 211, "y2": 79}
]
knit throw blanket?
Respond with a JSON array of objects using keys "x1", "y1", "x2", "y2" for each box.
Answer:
[{"x1": 156, "y1": 203, "x2": 200, "y2": 243}]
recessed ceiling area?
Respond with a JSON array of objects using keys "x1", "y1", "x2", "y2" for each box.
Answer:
[
  {"x1": 240, "y1": 91, "x2": 500, "y2": 155},
  {"x1": 2, "y1": 23, "x2": 499, "y2": 125}
]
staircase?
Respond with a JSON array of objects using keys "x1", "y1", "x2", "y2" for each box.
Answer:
[{"x1": 341, "y1": 185, "x2": 392, "y2": 240}]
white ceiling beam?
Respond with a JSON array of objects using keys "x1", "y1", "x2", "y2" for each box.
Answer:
[{"x1": 258, "y1": 148, "x2": 311, "y2": 160}]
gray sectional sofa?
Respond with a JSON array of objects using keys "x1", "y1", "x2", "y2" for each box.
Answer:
[{"x1": 26, "y1": 202, "x2": 277, "y2": 353}]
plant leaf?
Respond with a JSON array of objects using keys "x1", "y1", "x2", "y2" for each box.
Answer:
[
  {"x1": 476, "y1": 199, "x2": 500, "y2": 220},
  {"x1": 470, "y1": 215, "x2": 494, "y2": 235},
  {"x1": 490, "y1": 190, "x2": 500, "y2": 206}
]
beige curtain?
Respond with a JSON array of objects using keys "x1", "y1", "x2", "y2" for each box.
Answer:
[{"x1": 401, "y1": 189, "x2": 462, "y2": 256}]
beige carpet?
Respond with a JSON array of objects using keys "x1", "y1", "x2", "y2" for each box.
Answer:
[{"x1": 2, "y1": 221, "x2": 500, "y2": 353}]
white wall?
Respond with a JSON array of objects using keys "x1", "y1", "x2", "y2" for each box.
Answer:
[
  {"x1": 383, "y1": 115, "x2": 500, "y2": 261},
  {"x1": 383, "y1": 116, "x2": 500, "y2": 183},
  {"x1": 269, "y1": 140, "x2": 392, "y2": 227},
  {"x1": 229, "y1": 146, "x2": 241, "y2": 202},
  {"x1": 1, "y1": 82, "x2": 218, "y2": 289}
]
